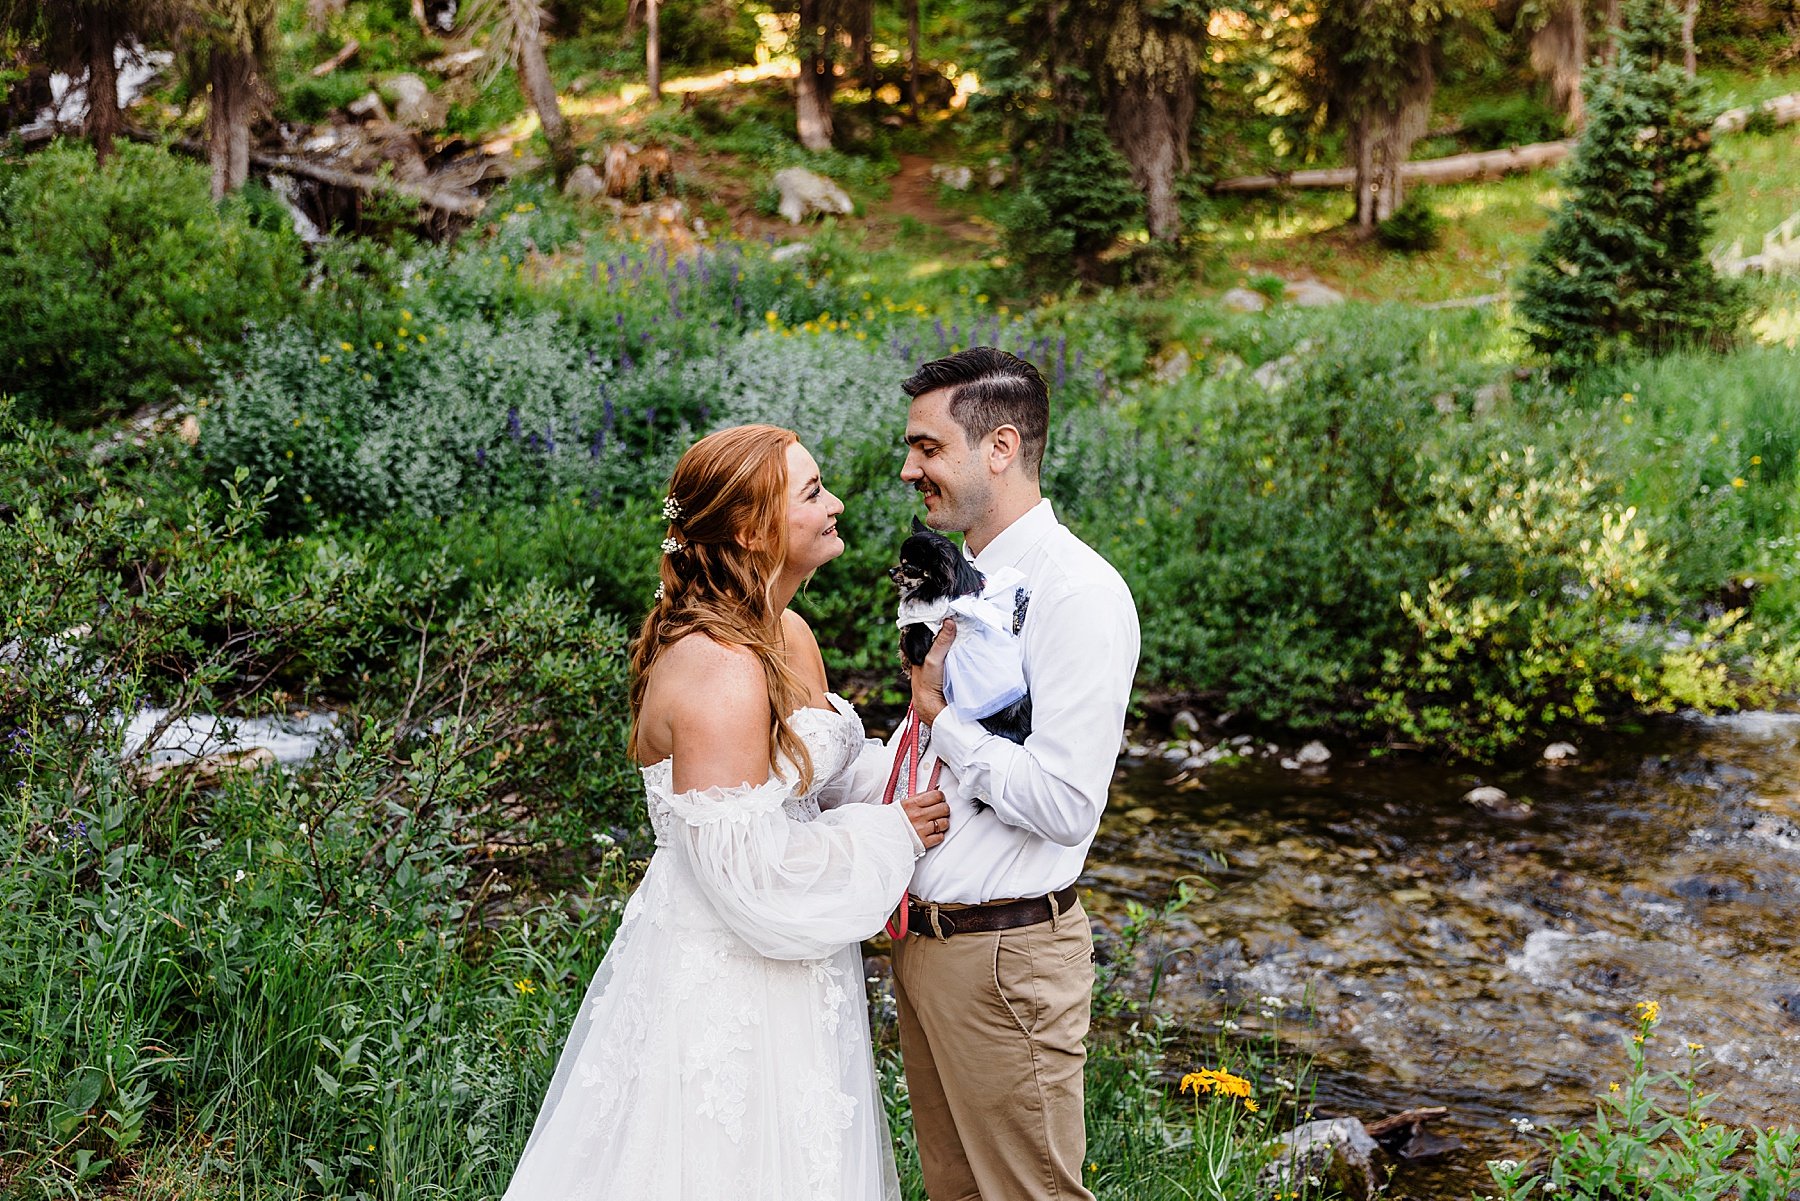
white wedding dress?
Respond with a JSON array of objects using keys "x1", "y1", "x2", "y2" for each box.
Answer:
[{"x1": 504, "y1": 694, "x2": 912, "y2": 1201}]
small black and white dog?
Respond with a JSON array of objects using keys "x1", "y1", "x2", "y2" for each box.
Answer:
[{"x1": 889, "y1": 518, "x2": 1033, "y2": 745}]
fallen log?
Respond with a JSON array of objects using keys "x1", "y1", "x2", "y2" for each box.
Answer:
[
  {"x1": 135, "y1": 130, "x2": 486, "y2": 218},
  {"x1": 310, "y1": 38, "x2": 360, "y2": 77},
  {"x1": 1214, "y1": 90, "x2": 1800, "y2": 194}
]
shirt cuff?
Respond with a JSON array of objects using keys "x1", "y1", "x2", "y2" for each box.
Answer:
[
  {"x1": 928, "y1": 707, "x2": 989, "y2": 775},
  {"x1": 904, "y1": 811, "x2": 927, "y2": 859}
]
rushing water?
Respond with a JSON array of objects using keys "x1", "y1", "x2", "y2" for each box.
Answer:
[{"x1": 1083, "y1": 713, "x2": 1800, "y2": 1196}]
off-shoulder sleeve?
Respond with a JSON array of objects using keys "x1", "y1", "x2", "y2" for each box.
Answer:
[{"x1": 660, "y1": 777, "x2": 916, "y2": 960}]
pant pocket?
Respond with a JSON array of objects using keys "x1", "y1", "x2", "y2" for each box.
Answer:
[{"x1": 992, "y1": 930, "x2": 1041, "y2": 1037}]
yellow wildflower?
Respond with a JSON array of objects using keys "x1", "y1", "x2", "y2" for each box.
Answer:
[
  {"x1": 339, "y1": 341, "x2": 353, "y2": 352},
  {"x1": 1732, "y1": 477, "x2": 1746, "y2": 489},
  {"x1": 1244, "y1": 1098, "x2": 1260, "y2": 1113},
  {"x1": 375, "y1": 341, "x2": 385, "y2": 350},
  {"x1": 1687, "y1": 1042, "x2": 1703, "y2": 1052},
  {"x1": 401, "y1": 310, "x2": 412, "y2": 322},
  {"x1": 516, "y1": 979, "x2": 537, "y2": 995},
  {"x1": 1751, "y1": 455, "x2": 1763, "y2": 465},
  {"x1": 1609, "y1": 1082, "x2": 1620, "y2": 1093},
  {"x1": 1635, "y1": 1000, "x2": 1661, "y2": 1023},
  {"x1": 318, "y1": 354, "x2": 332, "y2": 364}
]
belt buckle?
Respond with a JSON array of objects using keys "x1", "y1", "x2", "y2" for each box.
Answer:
[{"x1": 917, "y1": 903, "x2": 956, "y2": 941}]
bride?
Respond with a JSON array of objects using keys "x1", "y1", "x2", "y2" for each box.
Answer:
[{"x1": 503, "y1": 424, "x2": 949, "y2": 1200}]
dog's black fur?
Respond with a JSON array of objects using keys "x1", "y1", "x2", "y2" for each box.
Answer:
[{"x1": 890, "y1": 518, "x2": 1032, "y2": 745}]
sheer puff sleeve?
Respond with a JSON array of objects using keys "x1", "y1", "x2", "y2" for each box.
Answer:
[{"x1": 659, "y1": 777, "x2": 916, "y2": 960}]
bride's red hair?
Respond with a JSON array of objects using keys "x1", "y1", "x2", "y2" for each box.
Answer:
[{"x1": 628, "y1": 424, "x2": 816, "y2": 792}]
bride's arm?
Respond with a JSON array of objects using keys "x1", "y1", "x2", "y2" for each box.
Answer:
[{"x1": 662, "y1": 642, "x2": 919, "y2": 959}]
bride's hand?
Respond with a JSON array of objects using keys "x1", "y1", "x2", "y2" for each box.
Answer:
[{"x1": 901, "y1": 789, "x2": 951, "y2": 849}]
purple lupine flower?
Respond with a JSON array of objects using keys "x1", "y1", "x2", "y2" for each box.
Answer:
[
  {"x1": 543, "y1": 425, "x2": 556, "y2": 454},
  {"x1": 698, "y1": 405, "x2": 711, "y2": 425},
  {"x1": 507, "y1": 408, "x2": 523, "y2": 440},
  {"x1": 477, "y1": 447, "x2": 488, "y2": 467},
  {"x1": 602, "y1": 392, "x2": 616, "y2": 431},
  {"x1": 644, "y1": 407, "x2": 658, "y2": 426},
  {"x1": 590, "y1": 429, "x2": 605, "y2": 458}
]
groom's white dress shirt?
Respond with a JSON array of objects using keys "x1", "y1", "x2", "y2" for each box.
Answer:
[{"x1": 908, "y1": 499, "x2": 1139, "y2": 906}]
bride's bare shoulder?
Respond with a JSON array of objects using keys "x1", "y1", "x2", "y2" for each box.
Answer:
[{"x1": 648, "y1": 634, "x2": 767, "y2": 706}]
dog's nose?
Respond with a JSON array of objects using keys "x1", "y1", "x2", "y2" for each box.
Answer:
[{"x1": 887, "y1": 566, "x2": 904, "y2": 583}]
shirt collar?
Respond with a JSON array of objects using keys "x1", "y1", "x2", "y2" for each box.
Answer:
[{"x1": 966, "y1": 498, "x2": 1057, "y2": 572}]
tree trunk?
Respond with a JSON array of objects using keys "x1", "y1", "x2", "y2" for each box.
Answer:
[
  {"x1": 624, "y1": 0, "x2": 644, "y2": 33},
  {"x1": 511, "y1": 0, "x2": 576, "y2": 184},
  {"x1": 646, "y1": 0, "x2": 661, "y2": 100},
  {"x1": 1107, "y1": 81, "x2": 1192, "y2": 240},
  {"x1": 207, "y1": 48, "x2": 254, "y2": 198},
  {"x1": 904, "y1": 0, "x2": 920, "y2": 121},
  {"x1": 1530, "y1": 0, "x2": 1586, "y2": 126},
  {"x1": 1599, "y1": 0, "x2": 1623, "y2": 62},
  {"x1": 308, "y1": 0, "x2": 347, "y2": 33},
  {"x1": 85, "y1": 7, "x2": 121, "y2": 164},
  {"x1": 1681, "y1": 0, "x2": 1698, "y2": 74},
  {"x1": 1100, "y1": 0, "x2": 1202, "y2": 241},
  {"x1": 794, "y1": 0, "x2": 833, "y2": 151},
  {"x1": 1349, "y1": 47, "x2": 1435, "y2": 227}
]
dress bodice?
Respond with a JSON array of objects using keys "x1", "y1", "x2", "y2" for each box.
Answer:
[{"x1": 641, "y1": 693, "x2": 867, "y2": 844}]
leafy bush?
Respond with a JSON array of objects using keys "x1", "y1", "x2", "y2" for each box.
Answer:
[
  {"x1": 1374, "y1": 193, "x2": 1443, "y2": 252},
  {"x1": 0, "y1": 141, "x2": 307, "y2": 425},
  {"x1": 1460, "y1": 93, "x2": 1567, "y2": 148},
  {"x1": 0, "y1": 404, "x2": 639, "y2": 1191},
  {"x1": 1042, "y1": 308, "x2": 1798, "y2": 754}
]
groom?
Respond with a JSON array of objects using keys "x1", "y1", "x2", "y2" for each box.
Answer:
[{"x1": 888, "y1": 347, "x2": 1139, "y2": 1201}]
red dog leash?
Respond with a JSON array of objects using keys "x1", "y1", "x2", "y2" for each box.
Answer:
[{"x1": 881, "y1": 706, "x2": 943, "y2": 940}]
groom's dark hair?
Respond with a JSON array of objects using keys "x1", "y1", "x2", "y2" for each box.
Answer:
[{"x1": 901, "y1": 347, "x2": 1049, "y2": 477}]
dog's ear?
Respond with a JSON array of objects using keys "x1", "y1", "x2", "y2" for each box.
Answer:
[{"x1": 911, "y1": 516, "x2": 930, "y2": 535}]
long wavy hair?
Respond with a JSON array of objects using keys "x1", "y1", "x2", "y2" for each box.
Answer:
[{"x1": 628, "y1": 424, "x2": 816, "y2": 792}]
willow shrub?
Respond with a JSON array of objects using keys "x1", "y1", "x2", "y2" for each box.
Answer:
[
  {"x1": 0, "y1": 407, "x2": 639, "y2": 1193},
  {"x1": 1059, "y1": 308, "x2": 1799, "y2": 756},
  {"x1": 0, "y1": 141, "x2": 306, "y2": 425}
]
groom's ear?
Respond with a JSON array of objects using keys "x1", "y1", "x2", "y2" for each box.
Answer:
[{"x1": 911, "y1": 516, "x2": 929, "y2": 534}]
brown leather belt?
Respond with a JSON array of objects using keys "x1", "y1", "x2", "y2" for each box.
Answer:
[{"x1": 906, "y1": 885, "x2": 1080, "y2": 939}]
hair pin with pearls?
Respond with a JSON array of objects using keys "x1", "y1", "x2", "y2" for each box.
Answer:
[{"x1": 661, "y1": 496, "x2": 682, "y2": 522}]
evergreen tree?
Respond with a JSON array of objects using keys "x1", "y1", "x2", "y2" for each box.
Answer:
[{"x1": 1516, "y1": 0, "x2": 1747, "y2": 374}]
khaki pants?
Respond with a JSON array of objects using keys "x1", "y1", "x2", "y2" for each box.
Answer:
[{"x1": 890, "y1": 900, "x2": 1096, "y2": 1201}]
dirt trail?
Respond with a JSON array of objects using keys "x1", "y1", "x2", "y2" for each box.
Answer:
[{"x1": 873, "y1": 154, "x2": 993, "y2": 245}]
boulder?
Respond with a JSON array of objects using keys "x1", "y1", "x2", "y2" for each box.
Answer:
[
  {"x1": 1286, "y1": 279, "x2": 1346, "y2": 307},
  {"x1": 1464, "y1": 785, "x2": 1533, "y2": 819},
  {"x1": 1151, "y1": 346, "x2": 1191, "y2": 384},
  {"x1": 930, "y1": 162, "x2": 974, "y2": 190},
  {"x1": 1295, "y1": 740, "x2": 1331, "y2": 765},
  {"x1": 772, "y1": 167, "x2": 854, "y2": 224},
  {"x1": 1172, "y1": 710, "x2": 1202, "y2": 736},
  {"x1": 1221, "y1": 286, "x2": 1268, "y2": 313},
  {"x1": 1258, "y1": 1117, "x2": 1380, "y2": 1201},
  {"x1": 984, "y1": 156, "x2": 1009, "y2": 188},
  {"x1": 770, "y1": 241, "x2": 812, "y2": 263},
  {"x1": 381, "y1": 73, "x2": 446, "y2": 130},
  {"x1": 1542, "y1": 741, "x2": 1578, "y2": 765},
  {"x1": 563, "y1": 164, "x2": 606, "y2": 202},
  {"x1": 345, "y1": 91, "x2": 389, "y2": 122}
]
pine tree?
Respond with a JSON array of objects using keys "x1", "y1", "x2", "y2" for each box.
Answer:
[{"x1": 1515, "y1": 0, "x2": 1747, "y2": 374}]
